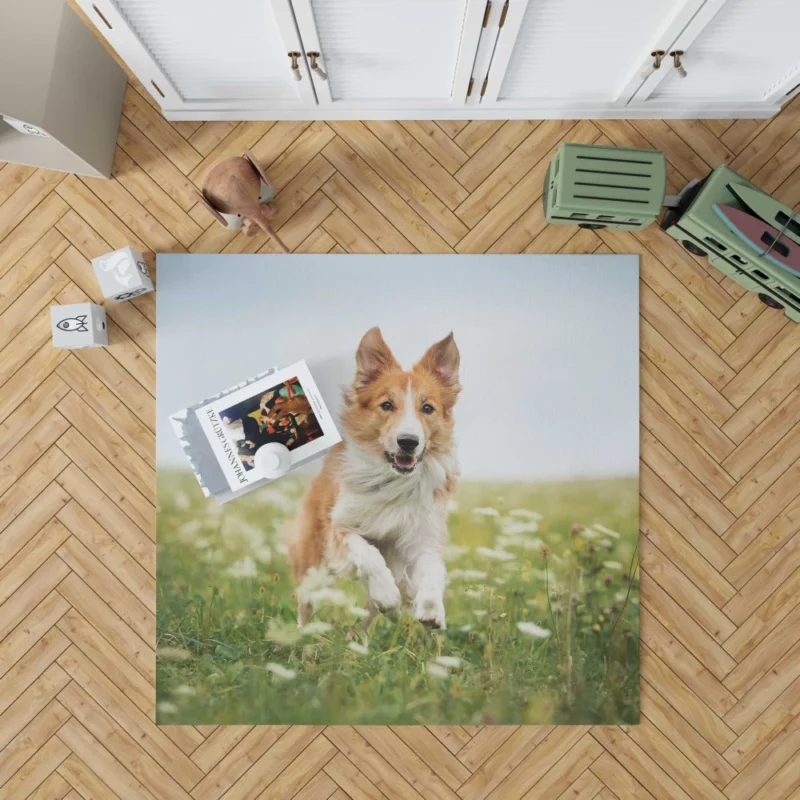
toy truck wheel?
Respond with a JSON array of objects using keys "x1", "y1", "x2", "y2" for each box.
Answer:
[
  {"x1": 682, "y1": 240, "x2": 707, "y2": 257},
  {"x1": 758, "y1": 293, "x2": 784, "y2": 310},
  {"x1": 578, "y1": 223, "x2": 606, "y2": 230}
]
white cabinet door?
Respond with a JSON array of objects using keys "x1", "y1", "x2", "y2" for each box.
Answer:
[
  {"x1": 75, "y1": 0, "x2": 316, "y2": 112},
  {"x1": 288, "y1": 0, "x2": 486, "y2": 109},
  {"x1": 479, "y1": 0, "x2": 706, "y2": 111},
  {"x1": 631, "y1": 0, "x2": 800, "y2": 109}
]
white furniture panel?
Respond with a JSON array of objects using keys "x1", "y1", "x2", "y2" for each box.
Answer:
[
  {"x1": 484, "y1": 0, "x2": 706, "y2": 107},
  {"x1": 646, "y1": 0, "x2": 800, "y2": 104},
  {"x1": 77, "y1": 0, "x2": 315, "y2": 110},
  {"x1": 289, "y1": 0, "x2": 485, "y2": 107},
  {"x1": 116, "y1": 0, "x2": 296, "y2": 101},
  {"x1": 77, "y1": 0, "x2": 797, "y2": 119},
  {"x1": 499, "y1": 0, "x2": 670, "y2": 101}
]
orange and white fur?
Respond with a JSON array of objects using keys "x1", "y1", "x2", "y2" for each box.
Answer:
[{"x1": 288, "y1": 327, "x2": 460, "y2": 629}]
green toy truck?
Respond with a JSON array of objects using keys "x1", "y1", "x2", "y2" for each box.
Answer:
[
  {"x1": 659, "y1": 165, "x2": 800, "y2": 322},
  {"x1": 544, "y1": 142, "x2": 800, "y2": 322}
]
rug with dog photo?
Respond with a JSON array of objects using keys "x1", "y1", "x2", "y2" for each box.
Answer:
[{"x1": 156, "y1": 254, "x2": 640, "y2": 726}]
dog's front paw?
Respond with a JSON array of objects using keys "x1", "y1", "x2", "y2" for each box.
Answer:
[
  {"x1": 414, "y1": 594, "x2": 446, "y2": 630},
  {"x1": 368, "y1": 572, "x2": 402, "y2": 611}
]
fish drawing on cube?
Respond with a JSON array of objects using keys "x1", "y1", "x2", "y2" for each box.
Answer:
[
  {"x1": 51, "y1": 303, "x2": 108, "y2": 349},
  {"x1": 92, "y1": 246, "x2": 154, "y2": 301}
]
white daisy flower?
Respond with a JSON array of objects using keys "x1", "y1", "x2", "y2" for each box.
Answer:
[
  {"x1": 174, "y1": 491, "x2": 191, "y2": 511},
  {"x1": 348, "y1": 641, "x2": 369, "y2": 655},
  {"x1": 448, "y1": 569, "x2": 489, "y2": 581},
  {"x1": 435, "y1": 656, "x2": 462, "y2": 669},
  {"x1": 309, "y1": 587, "x2": 351, "y2": 607},
  {"x1": 157, "y1": 647, "x2": 193, "y2": 662},
  {"x1": 226, "y1": 556, "x2": 258, "y2": 579},
  {"x1": 157, "y1": 702, "x2": 178, "y2": 715},
  {"x1": 476, "y1": 547, "x2": 516, "y2": 561},
  {"x1": 517, "y1": 621, "x2": 552, "y2": 639},
  {"x1": 522, "y1": 537, "x2": 545, "y2": 551},
  {"x1": 266, "y1": 620, "x2": 302, "y2": 645},
  {"x1": 253, "y1": 545, "x2": 273, "y2": 564},
  {"x1": 426, "y1": 663, "x2": 450, "y2": 678},
  {"x1": 177, "y1": 520, "x2": 203, "y2": 542},
  {"x1": 473, "y1": 610, "x2": 488, "y2": 618},
  {"x1": 296, "y1": 567, "x2": 333, "y2": 602},
  {"x1": 266, "y1": 663, "x2": 296, "y2": 679},
  {"x1": 603, "y1": 561, "x2": 624, "y2": 571},
  {"x1": 445, "y1": 544, "x2": 470, "y2": 560},
  {"x1": 464, "y1": 589, "x2": 484, "y2": 599},
  {"x1": 173, "y1": 685, "x2": 196, "y2": 697},
  {"x1": 509, "y1": 509, "x2": 543, "y2": 521},
  {"x1": 594, "y1": 524, "x2": 620, "y2": 539},
  {"x1": 459, "y1": 624, "x2": 473, "y2": 633},
  {"x1": 472, "y1": 507, "x2": 500, "y2": 517},
  {"x1": 500, "y1": 520, "x2": 540, "y2": 536},
  {"x1": 300, "y1": 621, "x2": 333, "y2": 635}
]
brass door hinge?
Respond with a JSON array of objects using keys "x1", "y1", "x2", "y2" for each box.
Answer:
[
  {"x1": 480, "y1": 77, "x2": 488, "y2": 97},
  {"x1": 467, "y1": 77, "x2": 474, "y2": 97},
  {"x1": 482, "y1": 0, "x2": 492, "y2": 27},
  {"x1": 499, "y1": 0, "x2": 509, "y2": 27}
]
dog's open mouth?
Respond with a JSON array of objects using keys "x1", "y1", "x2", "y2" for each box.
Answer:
[{"x1": 385, "y1": 451, "x2": 421, "y2": 474}]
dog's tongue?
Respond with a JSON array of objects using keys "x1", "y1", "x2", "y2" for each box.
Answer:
[{"x1": 395, "y1": 453, "x2": 415, "y2": 468}]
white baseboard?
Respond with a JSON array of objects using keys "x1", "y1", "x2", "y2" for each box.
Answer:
[{"x1": 163, "y1": 104, "x2": 779, "y2": 122}]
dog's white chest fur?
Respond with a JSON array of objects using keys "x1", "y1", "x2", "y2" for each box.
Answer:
[{"x1": 331, "y1": 444, "x2": 455, "y2": 555}]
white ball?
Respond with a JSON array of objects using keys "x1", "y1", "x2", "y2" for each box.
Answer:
[{"x1": 253, "y1": 442, "x2": 292, "y2": 479}]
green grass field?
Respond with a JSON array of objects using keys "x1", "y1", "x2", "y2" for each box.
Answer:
[{"x1": 156, "y1": 470, "x2": 639, "y2": 726}]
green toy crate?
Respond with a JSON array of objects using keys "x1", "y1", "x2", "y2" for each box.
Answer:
[
  {"x1": 660, "y1": 165, "x2": 800, "y2": 322},
  {"x1": 543, "y1": 143, "x2": 667, "y2": 231}
]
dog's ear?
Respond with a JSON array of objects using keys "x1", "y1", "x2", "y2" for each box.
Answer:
[
  {"x1": 355, "y1": 327, "x2": 399, "y2": 388},
  {"x1": 416, "y1": 332, "x2": 460, "y2": 388}
]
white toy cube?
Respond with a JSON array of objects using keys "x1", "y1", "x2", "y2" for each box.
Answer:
[
  {"x1": 91, "y1": 246, "x2": 154, "y2": 302},
  {"x1": 51, "y1": 303, "x2": 108, "y2": 349}
]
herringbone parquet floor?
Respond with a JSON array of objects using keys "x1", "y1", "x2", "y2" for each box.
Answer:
[{"x1": 2, "y1": 69, "x2": 800, "y2": 799}]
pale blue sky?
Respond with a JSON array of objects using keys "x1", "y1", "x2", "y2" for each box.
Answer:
[{"x1": 157, "y1": 255, "x2": 638, "y2": 482}]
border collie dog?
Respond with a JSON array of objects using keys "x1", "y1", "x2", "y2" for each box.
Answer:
[{"x1": 289, "y1": 327, "x2": 461, "y2": 629}]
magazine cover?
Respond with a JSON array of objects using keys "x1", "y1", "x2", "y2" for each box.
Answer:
[{"x1": 194, "y1": 360, "x2": 341, "y2": 491}]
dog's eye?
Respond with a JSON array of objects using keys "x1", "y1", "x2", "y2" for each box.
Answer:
[
  {"x1": 380, "y1": 401, "x2": 394, "y2": 412},
  {"x1": 421, "y1": 403, "x2": 435, "y2": 415}
]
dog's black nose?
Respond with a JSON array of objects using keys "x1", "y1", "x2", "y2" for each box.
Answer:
[{"x1": 397, "y1": 435, "x2": 419, "y2": 453}]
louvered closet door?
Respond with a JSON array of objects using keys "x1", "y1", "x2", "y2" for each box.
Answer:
[
  {"x1": 481, "y1": 0, "x2": 705, "y2": 108},
  {"x1": 635, "y1": 0, "x2": 800, "y2": 106},
  {"x1": 77, "y1": 0, "x2": 315, "y2": 110},
  {"x1": 289, "y1": 0, "x2": 486, "y2": 108}
]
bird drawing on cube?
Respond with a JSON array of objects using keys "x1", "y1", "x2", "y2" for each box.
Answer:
[
  {"x1": 50, "y1": 303, "x2": 107, "y2": 349},
  {"x1": 92, "y1": 245, "x2": 154, "y2": 301}
]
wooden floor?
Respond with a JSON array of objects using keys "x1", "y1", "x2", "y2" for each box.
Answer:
[{"x1": 2, "y1": 81, "x2": 800, "y2": 800}]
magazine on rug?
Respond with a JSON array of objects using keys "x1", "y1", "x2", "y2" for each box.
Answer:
[{"x1": 194, "y1": 360, "x2": 341, "y2": 491}]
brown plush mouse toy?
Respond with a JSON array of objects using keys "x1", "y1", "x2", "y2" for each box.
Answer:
[{"x1": 196, "y1": 149, "x2": 289, "y2": 253}]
